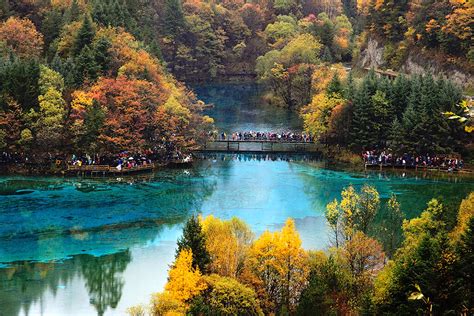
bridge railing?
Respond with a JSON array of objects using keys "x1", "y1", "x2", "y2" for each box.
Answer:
[{"x1": 201, "y1": 140, "x2": 323, "y2": 152}]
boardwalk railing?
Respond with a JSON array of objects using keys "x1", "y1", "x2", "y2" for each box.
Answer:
[
  {"x1": 365, "y1": 162, "x2": 471, "y2": 173},
  {"x1": 198, "y1": 140, "x2": 323, "y2": 153},
  {"x1": 67, "y1": 163, "x2": 155, "y2": 175}
]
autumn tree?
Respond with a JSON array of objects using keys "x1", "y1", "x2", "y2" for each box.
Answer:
[
  {"x1": 33, "y1": 65, "x2": 66, "y2": 151},
  {"x1": 189, "y1": 274, "x2": 263, "y2": 315},
  {"x1": 152, "y1": 248, "x2": 207, "y2": 315},
  {"x1": 244, "y1": 219, "x2": 309, "y2": 314},
  {"x1": 327, "y1": 185, "x2": 381, "y2": 245},
  {"x1": 201, "y1": 215, "x2": 253, "y2": 278},
  {"x1": 342, "y1": 231, "x2": 385, "y2": 295},
  {"x1": 325, "y1": 199, "x2": 342, "y2": 248},
  {"x1": 256, "y1": 33, "x2": 322, "y2": 108},
  {"x1": 355, "y1": 184, "x2": 380, "y2": 233},
  {"x1": 0, "y1": 98, "x2": 23, "y2": 151},
  {"x1": 0, "y1": 17, "x2": 44, "y2": 58}
]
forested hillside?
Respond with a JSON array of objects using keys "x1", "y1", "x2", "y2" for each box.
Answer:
[
  {"x1": 0, "y1": 0, "x2": 472, "y2": 163},
  {"x1": 0, "y1": 0, "x2": 214, "y2": 162}
]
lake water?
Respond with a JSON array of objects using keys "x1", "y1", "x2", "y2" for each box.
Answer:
[{"x1": 1, "y1": 83, "x2": 473, "y2": 316}]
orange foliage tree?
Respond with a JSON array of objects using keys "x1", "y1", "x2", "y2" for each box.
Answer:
[
  {"x1": 0, "y1": 17, "x2": 44, "y2": 58},
  {"x1": 72, "y1": 76, "x2": 165, "y2": 153}
]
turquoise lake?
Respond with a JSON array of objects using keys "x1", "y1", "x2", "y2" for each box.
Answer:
[{"x1": 1, "y1": 83, "x2": 473, "y2": 316}]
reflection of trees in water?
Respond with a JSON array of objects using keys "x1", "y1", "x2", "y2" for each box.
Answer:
[
  {"x1": 0, "y1": 257, "x2": 80, "y2": 316},
  {"x1": 79, "y1": 251, "x2": 131, "y2": 316},
  {"x1": 0, "y1": 250, "x2": 132, "y2": 316}
]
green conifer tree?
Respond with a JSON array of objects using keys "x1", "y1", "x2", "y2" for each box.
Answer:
[
  {"x1": 162, "y1": 0, "x2": 186, "y2": 38},
  {"x1": 81, "y1": 99, "x2": 105, "y2": 152},
  {"x1": 73, "y1": 15, "x2": 96, "y2": 57},
  {"x1": 65, "y1": 0, "x2": 81, "y2": 23},
  {"x1": 93, "y1": 37, "x2": 112, "y2": 75},
  {"x1": 176, "y1": 215, "x2": 211, "y2": 273},
  {"x1": 351, "y1": 80, "x2": 375, "y2": 150},
  {"x1": 73, "y1": 45, "x2": 99, "y2": 86}
]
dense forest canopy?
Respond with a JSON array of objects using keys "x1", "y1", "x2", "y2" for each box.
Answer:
[{"x1": 0, "y1": 0, "x2": 472, "y2": 161}]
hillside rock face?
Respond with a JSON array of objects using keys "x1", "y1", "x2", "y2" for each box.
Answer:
[
  {"x1": 357, "y1": 37, "x2": 474, "y2": 91},
  {"x1": 358, "y1": 37, "x2": 385, "y2": 69}
]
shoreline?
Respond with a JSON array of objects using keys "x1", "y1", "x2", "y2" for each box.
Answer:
[{"x1": 1, "y1": 154, "x2": 473, "y2": 180}]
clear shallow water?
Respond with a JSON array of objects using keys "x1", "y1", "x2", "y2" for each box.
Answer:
[
  {"x1": 193, "y1": 82, "x2": 303, "y2": 133},
  {"x1": 1, "y1": 83, "x2": 473, "y2": 316}
]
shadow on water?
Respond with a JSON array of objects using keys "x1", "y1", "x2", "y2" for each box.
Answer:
[{"x1": 0, "y1": 250, "x2": 131, "y2": 316}]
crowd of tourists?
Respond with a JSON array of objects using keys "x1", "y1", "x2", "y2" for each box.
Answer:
[
  {"x1": 0, "y1": 152, "x2": 63, "y2": 164},
  {"x1": 363, "y1": 150, "x2": 464, "y2": 170},
  {"x1": 69, "y1": 152, "x2": 154, "y2": 170},
  {"x1": 216, "y1": 131, "x2": 314, "y2": 142}
]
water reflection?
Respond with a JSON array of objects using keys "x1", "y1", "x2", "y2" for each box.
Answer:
[
  {"x1": 80, "y1": 251, "x2": 131, "y2": 316},
  {"x1": 0, "y1": 250, "x2": 131, "y2": 316},
  {"x1": 193, "y1": 82, "x2": 303, "y2": 133}
]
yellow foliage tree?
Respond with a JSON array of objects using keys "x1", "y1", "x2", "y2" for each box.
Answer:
[
  {"x1": 201, "y1": 215, "x2": 253, "y2": 278},
  {"x1": 310, "y1": 63, "x2": 347, "y2": 95},
  {"x1": 245, "y1": 218, "x2": 309, "y2": 314},
  {"x1": 151, "y1": 249, "x2": 207, "y2": 315},
  {"x1": 339, "y1": 185, "x2": 359, "y2": 241},
  {"x1": 164, "y1": 249, "x2": 207, "y2": 305},
  {"x1": 450, "y1": 192, "x2": 474, "y2": 241},
  {"x1": 301, "y1": 92, "x2": 346, "y2": 140}
]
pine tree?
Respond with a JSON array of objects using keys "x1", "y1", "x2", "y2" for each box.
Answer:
[
  {"x1": 73, "y1": 15, "x2": 95, "y2": 57},
  {"x1": 73, "y1": 45, "x2": 99, "y2": 86},
  {"x1": 82, "y1": 100, "x2": 105, "y2": 151},
  {"x1": 162, "y1": 0, "x2": 186, "y2": 38},
  {"x1": 176, "y1": 215, "x2": 211, "y2": 273},
  {"x1": 92, "y1": 1, "x2": 108, "y2": 26},
  {"x1": 93, "y1": 37, "x2": 111, "y2": 75},
  {"x1": 326, "y1": 73, "x2": 343, "y2": 96},
  {"x1": 388, "y1": 117, "x2": 404, "y2": 152},
  {"x1": 345, "y1": 71, "x2": 356, "y2": 101},
  {"x1": 351, "y1": 80, "x2": 375, "y2": 150},
  {"x1": 391, "y1": 74, "x2": 410, "y2": 119},
  {"x1": 65, "y1": 0, "x2": 81, "y2": 23},
  {"x1": 0, "y1": 58, "x2": 40, "y2": 112},
  {"x1": 41, "y1": 9, "x2": 64, "y2": 50},
  {"x1": 401, "y1": 75, "x2": 426, "y2": 153},
  {"x1": 321, "y1": 46, "x2": 333, "y2": 63},
  {"x1": 371, "y1": 90, "x2": 391, "y2": 147}
]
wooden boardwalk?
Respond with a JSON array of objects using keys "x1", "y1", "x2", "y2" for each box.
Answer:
[
  {"x1": 365, "y1": 163, "x2": 471, "y2": 173},
  {"x1": 66, "y1": 163, "x2": 155, "y2": 176},
  {"x1": 198, "y1": 140, "x2": 323, "y2": 153}
]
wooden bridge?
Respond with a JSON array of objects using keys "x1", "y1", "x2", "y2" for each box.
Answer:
[{"x1": 198, "y1": 140, "x2": 323, "y2": 153}]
